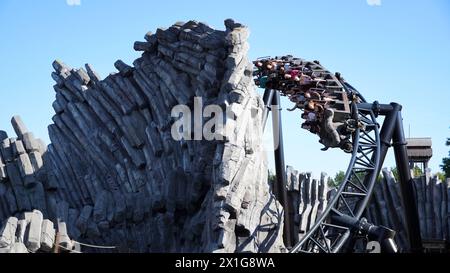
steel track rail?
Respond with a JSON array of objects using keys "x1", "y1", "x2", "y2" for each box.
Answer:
[{"x1": 289, "y1": 100, "x2": 381, "y2": 253}]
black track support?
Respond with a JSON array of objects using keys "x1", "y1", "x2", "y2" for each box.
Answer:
[
  {"x1": 358, "y1": 102, "x2": 423, "y2": 253},
  {"x1": 391, "y1": 106, "x2": 423, "y2": 252},
  {"x1": 262, "y1": 89, "x2": 275, "y2": 130},
  {"x1": 377, "y1": 103, "x2": 401, "y2": 169},
  {"x1": 271, "y1": 90, "x2": 293, "y2": 248}
]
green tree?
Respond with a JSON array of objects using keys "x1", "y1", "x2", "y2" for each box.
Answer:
[
  {"x1": 390, "y1": 166, "x2": 423, "y2": 180},
  {"x1": 437, "y1": 172, "x2": 446, "y2": 182},
  {"x1": 327, "y1": 177, "x2": 336, "y2": 188},
  {"x1": 328, "y1": 171, "x2": 345, "y2": 188},
  {"x1": 391, "y1": 167, "x2": 400, "y2": 181},
  {"x1": 440, "y1": 138, "x2": 450, "y2": 178},
  {"x1": 412, "y1": 166, "x2": 423, "y2": 177},
  {"x1": 328, "y1": 170, "x2": 371, "y2": 188},
  {"x1": 268, "y1": 170, "x2": 276, "y2": 185}
]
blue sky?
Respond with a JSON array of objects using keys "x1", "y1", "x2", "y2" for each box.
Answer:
[{"x1": 0, "y1": 0, "x2": 449, "y2": 178}]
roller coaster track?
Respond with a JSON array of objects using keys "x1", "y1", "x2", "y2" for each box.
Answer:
[
  {"x1": 290, "y1": 95, "x2": 381, "y2": 253},
  {"x1": 254, "y1": 56, "x2": 421, "y2": 253}
]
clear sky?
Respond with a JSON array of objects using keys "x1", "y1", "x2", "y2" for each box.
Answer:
[{"x1": 0, "y1": 0, "x2": 449, "y2": 178}]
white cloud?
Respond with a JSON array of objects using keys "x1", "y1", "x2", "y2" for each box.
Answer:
[
  {"x1": 66, "y1": 0, "x2": 81, "y2": 6},
  {"x1": 367, "y1": 0, "x2": 381, "y2": 6}
]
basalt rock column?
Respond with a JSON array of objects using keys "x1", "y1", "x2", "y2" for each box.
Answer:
[{"x1": 30, "y1": 19, "x2": 286, "y2": 253}]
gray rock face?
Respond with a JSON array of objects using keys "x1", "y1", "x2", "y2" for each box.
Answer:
[
  {"x1": 283, "y1": 166, "x2": 450, "y2": 253},
  {"x1": 57, "y1": 222, "x2": 72, "y2": 250},
  {"x1": 362, "y1": 169, "x2": 449, "y2": 252},
  {"x1": 0, "y1": 217, "x2": 18, "y2": 248},
  {"x1": 9, "y1": 242, "x2": 28, "y2": 253},
  {"x1": 11, "y1": 140, "x2": 26, "y2": 157},
  {"x1": 0, "y1": 19, "x2": 285, "y2": 253},
  {"x1": 0, "y1": 131, "x2": 7, "y2": 142},
  {"x1": 16, "y1": 219, "x2": 28, "y2": 243},
  {"x1": 0, "y1": 210, "x2": 76, "y2": 253},
  {"x1": 284, "y1": 167, "x2": 329, "y2": 243},
  {"x1": 25, "y1": 210, "x2": 43, "y2": 252},
  {"x1": 11, "y1": 116, "x2": 28, "y2": 138},
  {"x1": 40, "y1": 219, "x2": 55, "y2": 252}
]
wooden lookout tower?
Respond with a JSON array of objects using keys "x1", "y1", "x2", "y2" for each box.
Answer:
[{"x1": 406, "y1": 138, "x2": 433, "y2": 172}]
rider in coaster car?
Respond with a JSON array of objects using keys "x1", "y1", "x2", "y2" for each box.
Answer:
[
  {"x1": 317, "y1": 108, "x2": 356, "y2": 153},
  {"x1": 318, "y1": 108, "x2": 341, "y2": 150},
  {"x1": 254, "y1": 56, "x2": 356, "y2": 153}
]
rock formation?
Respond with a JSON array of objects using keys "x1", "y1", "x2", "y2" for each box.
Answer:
[
  {"x1": 0, "y1": 210, "x2": 69, "y2": 253},
  {"x1": 284, "y1": 166, "x2": 329, "y2": 243},
  {"x1": 3, "y1": 18, "x2": 444, "y2": 254},
  {"x1": 0, "y1": 19, "x2": 285, "y2": 253},
  {"x1": 365, "y1": 169, "x2": 450, "y2": 252},
  {"x1": 281, "y1": 166, "x2": 450, "y2": 252}
]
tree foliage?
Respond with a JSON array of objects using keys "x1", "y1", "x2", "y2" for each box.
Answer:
[
  {"x1": 391, "y1": 167, "x2": 400, "y2": 181},
  {"x1": 391, "y1": 166, "x2": 423, "y2": 180},
  {"x1": 412, "y1": 166, "x2": 423, "y2": 177},
  {"x1": 268, "y1": 170, "x2": 276, "y2": 185},
  {"x1": 328, "y1": 171, "x2": 345, "y2": 188},
  {"x1": 437, "y1": 172, "x2": 446, "y2": 182}
]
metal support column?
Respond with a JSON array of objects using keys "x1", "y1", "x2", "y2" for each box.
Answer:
[
  {"x1": 271, "y1": 90, "x2": 293, "y2": 248},
  {"x1": 358, "y1": 102, "x2": 423, "y2": 252},
  {"x1": 377, "y1": 103, "x2": 401, "y2": 172},
  {"x1": 353, "y1": 102, "x2": 399, "y2": 215},
  {"x1": 392, "y1": 107, "x2": 423, "y2": 252},
  {"x1": 262, "y1": 89, "x2": 275, "y2": 130}
]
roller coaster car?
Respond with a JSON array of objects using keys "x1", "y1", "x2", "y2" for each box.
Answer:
[{"x1": 253, "y1": 55, "x2": 355, "y2": 152}]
